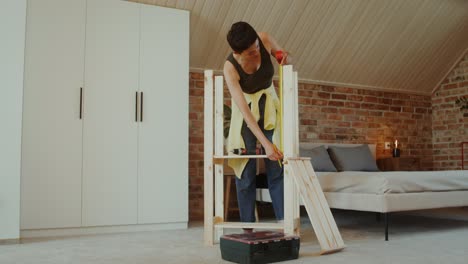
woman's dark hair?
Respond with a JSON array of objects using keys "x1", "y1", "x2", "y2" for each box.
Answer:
[{"x1": 227, "y1": 21, "x2": 257, "y2": 53}]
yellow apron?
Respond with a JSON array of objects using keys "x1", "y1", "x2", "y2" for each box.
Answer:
[{"x1": 227, "y1": 84, "x2": 281, "y2": 178}]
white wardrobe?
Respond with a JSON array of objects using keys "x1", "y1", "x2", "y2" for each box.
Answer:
[{"x1": 21, "y1": 0, "x2": 188, "y2": 233}]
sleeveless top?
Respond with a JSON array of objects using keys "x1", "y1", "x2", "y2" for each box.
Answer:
[{"x1": 227, "y1": 37, "x2": 274, "y2": 94}]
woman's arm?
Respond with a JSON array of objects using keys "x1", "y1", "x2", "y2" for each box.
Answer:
[
  {"x1": 258, "y1": 32, "x2": 292, "y2": 65},
  {"x1": 224, "y1": 61, "x2": 283, "y2": 161}
]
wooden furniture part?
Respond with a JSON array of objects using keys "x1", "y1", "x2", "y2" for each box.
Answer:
[
  {"x1": 204, "y1": 67, "x2": 344, "y2": 254},
  {"x1": 288, "y1": 158, "x2": 345, "y2": 254},
  {"x1": 377, "y1": 157, "x2": 421, "y2": 171},
  {"x1": 21, "y1": 0, "x2": 188, "y2": 235},
  {"x1": 204, "y1": 67, "x2": 301, "y2": 246}
]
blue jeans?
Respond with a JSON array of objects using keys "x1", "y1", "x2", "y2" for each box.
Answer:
[{"x1": 235, "y1": 98, "x2": 284, "y2": 222}]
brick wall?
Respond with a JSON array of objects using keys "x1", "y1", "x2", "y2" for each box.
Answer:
[
  {"x1": 188, "y1": 72, "x2": 205, "y2": 221},
  {"x1": 297, "y1": 83, "x2": 433, "y2": 166},
  {"x1": 432, "y1": 52, "x2": 468, "y2": 170},
  {"x1": 188, "y1": 53, "x2": 468, "y2": 220},
  {"x1": 188, "y1": 72, "x2": 433, "y2": 221}
]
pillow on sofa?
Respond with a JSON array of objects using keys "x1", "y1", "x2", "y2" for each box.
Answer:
[
  {"x1": 327, "y1": 145, "x2": 379, "y2": 171},
  {"x1": 300, "y1": 146, "x2": 337, "y2": 172}
]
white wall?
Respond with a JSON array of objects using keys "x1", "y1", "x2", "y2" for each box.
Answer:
[{"x1": 0, "y1": 0, "x2": 27, "y2": 240}]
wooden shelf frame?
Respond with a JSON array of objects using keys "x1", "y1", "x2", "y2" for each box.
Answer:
[{"x1": 203, "y1": 67, "x2": 301, "y2": 246}]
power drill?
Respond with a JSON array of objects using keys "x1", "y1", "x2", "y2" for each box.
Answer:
[{"x1": 231, "y1": 148, "x2": 264, "y2": 155}]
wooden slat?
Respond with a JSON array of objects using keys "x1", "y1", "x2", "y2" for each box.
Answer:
[
  {"x1": 203, "y1": 70, "x2": 214, "y2": 246},
  {"x1": 292, "y1": 71, "x2": 300, "y2": 221},
  {"x1": 289, "y1": 159, "x2": 345, "y2": 254},
  {"x1": 289, "y1": 160, "x2": 330, "y2": 251},
  {"x1": 213, "y1": 155, "x2": 268, "y2": 159},
  {"x1": 301, "y1": 160, "x2": 344, "y2": 247},
  {"x1": 282, "y1": 65, "x2": 297, "y2": 236},
  {"x1": 282, "y1": 66, "x2": 294, "y2": 157},
  {"x1": 214, "y1": 75, "x2": 224, "y2": 241},
  {"x1": 293, "y1": 72, "x2": 299, "y2": 157},
  {"x1": 296, "y1": 160, "x2": 344, "y2": 252},
  {"x1": 282, "y1": 66, "x2": 301, "y2": 233},
  {"x1": 216, "y1": 222, "x2": 283, "y2": 229}
]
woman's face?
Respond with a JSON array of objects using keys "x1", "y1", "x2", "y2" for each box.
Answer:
[{"x1": 240, "y1": 39, "x2": 260, "y2": 60}]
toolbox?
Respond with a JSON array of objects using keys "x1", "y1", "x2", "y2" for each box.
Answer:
[{"x1": 220, "y1": 231, "x2": 300, "y2": 264}]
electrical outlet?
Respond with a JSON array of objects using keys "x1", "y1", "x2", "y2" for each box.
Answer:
[{"x1": 385, "y1": 142, "x2": 391, "y2": 149}]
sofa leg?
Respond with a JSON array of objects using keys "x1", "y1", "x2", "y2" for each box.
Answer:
[{"x1": 384, "y1": 213, "x2": 389, "y2": 241}]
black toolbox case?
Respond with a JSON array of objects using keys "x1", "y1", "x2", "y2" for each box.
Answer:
[{"x1": 220, "y1": 231, "x2": 300, "y2": 264}]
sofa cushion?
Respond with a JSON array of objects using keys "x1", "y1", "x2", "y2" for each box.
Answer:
[
  {"x1": 327, "y1": 145, "x2": 379, "y2": 171},
  {"x1": 300, "y1": 146, "x2": 338, "y2": 172}
]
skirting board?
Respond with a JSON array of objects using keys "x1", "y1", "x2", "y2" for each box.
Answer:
[
  {"x1": 0, "y1": 238, "x2": 20, "y2": 245},
  {"x1": 21, "y1": 222, "x2": 187, "y2": 239}
]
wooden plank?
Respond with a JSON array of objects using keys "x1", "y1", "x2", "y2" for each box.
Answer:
[
  {"x1": 289, "y1": 160, "x2": 330, "y2": 250},
  {"x1": 296, "y1": 161, "x2": 337, "y2": 250},
  {"x1": 213, "y1": 155, "x2": 268, "y2": 159},
  {"x1": 283, "y1": 163, "x2": 294, "y2": 235},
  {"x1": 303, "y1": 160, "x2": 344, "y2": 247},
  {"x1": 203, "y1": 70, "x2": 214, "y2": 246},
  {"x1": 291, "y1": 159, "x2": 345, "y2": 253},
  {"x1": 282, "y1": 65, "x2": 298, "y2": 236},
  {"x1": 294, "y1": 72, "x2": 300, "y2": 157},
  {"x1": 287, "y1": 157, "x2": 311, "y2": 161},
  {"x1": 216, "y1": 222, "x2": 284, "y2": 230},
  {"x1": 292, "y1": 71, "x2": 301, "y2": 222},
  {"x1": 214, "y1": 75, "x2": 224, "y2": 241},
  {"x1": 282, "y1": 65, "x2": 294, "y2": 158}
]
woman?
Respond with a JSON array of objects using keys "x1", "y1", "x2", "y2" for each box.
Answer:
[{"x1": 224, "y1": 21, "x2": 292, "y2": 225}]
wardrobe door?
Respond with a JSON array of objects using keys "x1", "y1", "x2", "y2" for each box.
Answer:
[
  {"x1": 137, "y1": 5, "x2": 189, "y2": 224},
  {"x1": 21, "y1": 0, "x2": 86, "y2": 229},
  {"x1": 82, "y1": 0, "x2": 139, "y2": 226}
]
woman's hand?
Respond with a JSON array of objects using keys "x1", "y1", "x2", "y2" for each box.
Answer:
[
  {"x1": 280, "y1": 51, "x2": 288, "y2": 65},
  {"x1": 264, "y1": 142, "x2": 283, "y2": 161},
  {"x1": 275, "y1": 50, "x2": 291, "y2": 65}
]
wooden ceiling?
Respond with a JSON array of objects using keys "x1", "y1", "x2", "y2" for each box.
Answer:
[{"x1": 130, "y1": 0, "x2": 468, "y2": 95}]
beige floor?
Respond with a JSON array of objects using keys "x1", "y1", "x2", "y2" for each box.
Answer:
[{"x1": 1, "y1": 208, "x2": 468, "y2": 264}]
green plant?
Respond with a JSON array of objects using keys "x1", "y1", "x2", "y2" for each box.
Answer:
[
  {"x1": 224, "y1": 104, "x2": 232, "y2": 138},
  {"x1": 455, "y1": 96, "x2": 468, "y2": 110}
]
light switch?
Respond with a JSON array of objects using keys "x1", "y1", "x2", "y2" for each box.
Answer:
[{"x1": 385, "y1": 142, "x2": 391, "y2": 149}]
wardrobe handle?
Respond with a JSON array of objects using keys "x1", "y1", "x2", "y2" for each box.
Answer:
[
  {"x1": 135, "y1": 91, "x2": 138, "y2": 122},
  {"x1": 79, "y1": 87, "x2": 83, "y2": 119},
  {"x1": 140, "y1": 92, "x2": 143, "y2": 122}
]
